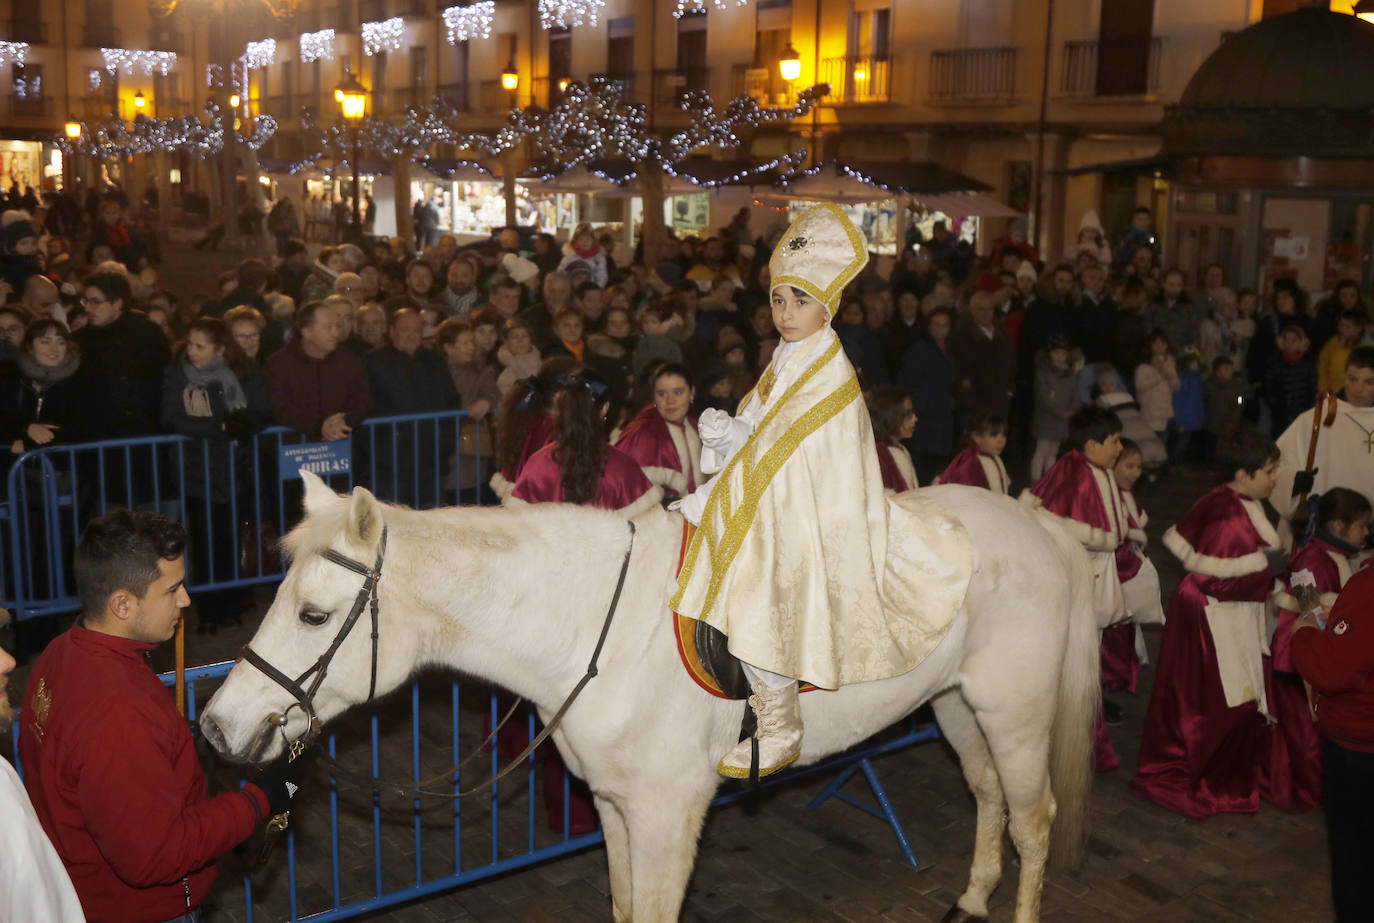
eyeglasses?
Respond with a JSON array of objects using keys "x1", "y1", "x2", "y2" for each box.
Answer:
[
  {"x1": 81, "y1": 296, "x2": 110, "y2": 307},
  {"x1": 234, "y1": 332, "x2": 262, "y2": 341}
]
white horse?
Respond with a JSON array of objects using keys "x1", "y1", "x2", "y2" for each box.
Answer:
[{"x1": 202, "y1": 471, "x2": 1099, "y2": 923}]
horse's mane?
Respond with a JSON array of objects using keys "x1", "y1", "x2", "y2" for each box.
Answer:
[{"x1": 281, "y1": 494, "x2": 641, "y2": 564}]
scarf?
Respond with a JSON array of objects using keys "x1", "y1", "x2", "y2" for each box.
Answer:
[
  {"x1": 182, "y1": 357, "x2": 247, "y2": 416},
  {"x1": 1314, "y1": 528, "x2": 1360, "y2": 556},
  {"x1": 17, "y1": 350, "x2": 80, "y2": 391}
]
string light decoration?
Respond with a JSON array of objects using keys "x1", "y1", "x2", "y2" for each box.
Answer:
[
  {"x1": 538, "y1": 0, "x2": 604, "y2": 30},
  {"x1": 101, "y1": 48, "x2": 178, "y2": 76},
  {"x1": 55, "y1": 102, "x2": 278, "y2": 160},
  {"x1": 299, "y1": 29, "x2": 335, "y2": 63},
  {"x1": 0, "y1": 42, "x2": 29, "y2": 66},
  {"x1": 244, "y1": 39, "x2": 276, "y2": 70},
  {"x1": 673, "y1": 0, "x2": 747, "y2": 18},
  {"x1": 362, "y1": 17, "x2": 405, "y2": 55},
  {"x1": 442, "y1": 3, "x2": 494, "y2": 43}
]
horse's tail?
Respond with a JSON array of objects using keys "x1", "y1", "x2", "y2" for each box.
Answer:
[{"x1": 1046, "y1": 535, "x2": 1100, "y2": 871}]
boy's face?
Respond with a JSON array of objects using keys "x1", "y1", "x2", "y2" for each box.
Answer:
[
  {"x1": 1339, "y1": 318, "x2": 1364, "y2": 345},
  {"x1": 1214, "y1": 362, "x2": 1235, "y2": 384},
  {"x1": 1233, "y1": 459, "x2": 1279, "y2": 500},
  {"x1": 556, "y1": 314, "x2": 583, "y2": 344},
  {"x1": 1278, "y1": 330, "x2": 1306, "y2": 354},
  {"x1": 1238, "y1": 293, "x2": 1258, "y2": 316},
  {"x1": 972, "y1": 430, "x2": 1006, "y2": 456},
  {"x1": 1049, "y1": 347, "x2": 1070, "y2": 368},
  {"x1": 1083, "y1": 433, "x2": 1122, "y2": 469},
  {"x1": 771, "y1": 286, "x2": 828, "y2": 342},
  {"x1": 1114, "y1": 451, "x2": 1143, "y2": 491}
]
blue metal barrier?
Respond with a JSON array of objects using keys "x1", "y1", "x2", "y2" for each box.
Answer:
[
  {"x1": 8, "y1": 659, "x2": 939, "y2": 922},
  {"x1": 2, "y1": 410, "x2": 490, "y2": 620}
]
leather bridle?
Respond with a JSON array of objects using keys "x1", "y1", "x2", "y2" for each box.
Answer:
[{"x1": 240, "y1": 529, "x2": 388, "y2": 755}]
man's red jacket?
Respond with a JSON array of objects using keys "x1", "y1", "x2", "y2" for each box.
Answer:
[
  {"x1": 1293, "y1": 565, "x2": 1374, "y2": 753},
  {"x1": 265, "y1": 336, "x2": 373, "y2": 439},
  {"x1": 19, "y1": 625, "x2": 268, "y2": 923}
]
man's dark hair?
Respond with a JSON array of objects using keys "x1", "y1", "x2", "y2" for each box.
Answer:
[
  {"x1": 294, "y1": 299, "x2": 331, "y2": 333},
  {"x1": 574, "y1": 281, "x2": 602, "y2": 300},
  {"x1": 1211, "y1": 356, "x2": 1234, "y2": 374},
  {"x1": 1347, "y1": 344, "x2": 1374, "y2": 372},
  {"x1": 283, "y1": 239, "x2": 308, "y2": 259},
  {"x1": 1133, "y1": 206, "x2": 1152, "y2": 217},
  {"x1": 1066, "y1": 407, "x2": 1123, "y2": 452},
  {"x1": 1215, "y1": 424, "x2": 1279, "y2": 479},
  {"x1": 999, "y1": 245, "x2": 1022, "y2": 263},
  {"x1": 490, "y1": 275, "x2": 520, "y2": 295},
  {"x1": 236, "y1": 258, "x2": 269, "y2": 291},
  {"x1": 75, "y1": 510, "x2": 186, "y2": 616},
  {"x1": 85, "y1": 271, "x2": 131, "y2": 306}
]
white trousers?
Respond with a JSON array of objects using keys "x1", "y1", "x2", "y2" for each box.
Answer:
[{"x1": 742, "y1": 662, "x2": 794, "y2": 690}]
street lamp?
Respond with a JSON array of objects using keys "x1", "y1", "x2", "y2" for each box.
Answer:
[
  {"x1": 501, "y1": 60, "x2": 519, "y2": 93},
  {"x1": 1355, "y1": 0, "x2": 1374, "y2": 23},
  {"x1": 779, "y1": 43, "x2": 802, "y2": 82},
  {"x1": 134, "y1": 91, "x2": 146, "y2": 110},
  {"x1": 64, "y1": 120, "x2": 81, "y2": 139},
  {"x1": 229, "y1": 93, "x2": 241, "y2": 109},
  {"x1": 335, "y1": 69, "x2": 368, "y2": 241}
]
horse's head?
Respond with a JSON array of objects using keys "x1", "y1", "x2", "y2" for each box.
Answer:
[{"x1": 202, "y1": 471, "x2": 419, "y2": 764}]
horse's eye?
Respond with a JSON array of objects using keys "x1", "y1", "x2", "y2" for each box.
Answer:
[{"x1": 299, "y1": 606, "x2": 329, "y2": 626}]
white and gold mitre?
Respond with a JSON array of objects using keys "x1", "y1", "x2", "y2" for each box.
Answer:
[{"x1": 768, "y1": 203, "x2": 869, "y2": 315}]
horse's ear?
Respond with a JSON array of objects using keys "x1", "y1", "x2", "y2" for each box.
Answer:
[
  {"x1": 346, "y1": 485, "x2": 384, "y2": 550},
  {"x1": 301, "y1": 471, "x2": 338, "y2": 517}
]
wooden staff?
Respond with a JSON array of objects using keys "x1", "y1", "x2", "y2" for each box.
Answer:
[
  {"x1": 1293, "y1": 391, "x2": 1340, "y2": 554},
  {"x1": 175, "y1": 616, "x2": 186, "y2": 717}
]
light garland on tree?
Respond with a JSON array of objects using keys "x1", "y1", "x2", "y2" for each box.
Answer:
[
  {"x1": 673, "y1": 0, "x2": 747, "y2": 19},
  {"x1": 538, "y1": 0, "x2": 604, "y2": 30},
  {"x1": 362, "y1": 17, "x2": 405, "y2": 56},
  {"x1": 55, "y1": 102, "x2": 278, "y2": 160},
  {"x1": 244, "y1": 39, "x2": 276, "y2": 70},
  {"x1": 0, "y1": 42, "x2": 29, "y2": 66},
  {"x1": 442, "y1": 3, "x2": 494, "y2": 43},
  {"x1": 101, "y1": 48, "x2": 178, "y2": 76},
  {"x1": 299, "y1": 29, "x2": 335, "y2": 63}
]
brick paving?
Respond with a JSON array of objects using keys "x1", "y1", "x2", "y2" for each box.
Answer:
[{"x1": 2, "y1": 242, "x2": 1332, "y2": 921}]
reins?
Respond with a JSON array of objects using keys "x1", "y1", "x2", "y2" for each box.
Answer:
[{"x1": 242, "y1": 519, "x2": 638, "y2": 801}]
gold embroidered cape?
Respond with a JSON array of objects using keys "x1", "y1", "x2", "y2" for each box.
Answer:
[{"x1": 670, "y1": 331, "x2": 972, "y2": 689}]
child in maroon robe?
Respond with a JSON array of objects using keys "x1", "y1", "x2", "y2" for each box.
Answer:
[
  {"x1": 1263, "y1": 487, "x2": 1371, "y2": 813},
  {"x1": 1101, "y1": 438, "x2": 1164, "y2": 697},
  {"x1": 1132, "y1": 425, "x2": 1282, "y2": 818},
  {"x1": 490, "y1": 356, "x2": 579, "y2": 499},
  {"x1": 864, "y1": 385, "x2": 918, "y2": 492},
  {"x1": 937, "y1": 411, "x2": 1010, "y2": 494},
  {"x1": 614, "y1": 362, "x2": 701, "y2": 500}
]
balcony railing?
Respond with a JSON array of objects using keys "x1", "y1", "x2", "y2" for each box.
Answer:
[
  {"x1": 1061, "y1": 37, "x2": 1161, "y2": 97},
  {"x1": 478, "y1": 79, "x2": 517, "y2": 113},
  {"x1": 731, "y1": 64, "x2": 793, "y2": 107},
  {"x1": 80, "y1": 96, "x2": 120, "y2": 119},
  {"x1": 80, "y1": 25, "x2": 119, "y2": 48},
  {"x1": 154, "y1": 97, "x2": 193, "y2": 117},
  {"x1": 929, "y1": 46, "x2": 1017, "y2": 102},
  {"x1": 821, "y1": 55, "x2": 892, "y2": 104},
  {"x1": 530, "y1": 76, "x2": 570, "y2": 109},
  {"x1": 8, "y1": 95, "x2": 51, "y2": 118},
  {"x1": 381, "y1": 86, "x2": 427, "y2": 114},
  {"x1": 651, "y1": 68, "x2": 709, "y2": 108},
  {"x1": 7, "y1": 19, "x2": 47, "y2": 44},
  {"x1": 435, "y1": 81, "x2": 470, "y2": 112}
]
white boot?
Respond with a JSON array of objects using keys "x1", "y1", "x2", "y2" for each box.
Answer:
[{"x1": 717, "y1": 681, "x2": 803, "y2": 779}]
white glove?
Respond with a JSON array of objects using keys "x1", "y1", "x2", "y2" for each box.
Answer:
[{"x1": 698, "y1": 408, "x2": 734, "y2": 449}]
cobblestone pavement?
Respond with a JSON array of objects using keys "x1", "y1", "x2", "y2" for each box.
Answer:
[{"x1": 3, "y1": 243, "x2": 1331, "y2": 921}]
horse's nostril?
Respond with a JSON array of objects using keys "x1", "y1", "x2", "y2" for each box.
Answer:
[{"x1": 201, "y1": 714, "x2": 226, "y2": 752}]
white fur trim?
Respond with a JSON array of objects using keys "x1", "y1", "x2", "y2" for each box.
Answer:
[
  {"x1": 1128, "y1": 528, "x2": 1149, "y2": 546},
  {"x1": 489, "y1": 471, "x2": 515, "y2": 500},
  {"x1": 618, "y1": 485, "x2": 664, "y2": 518},
  {"x1": 502, "y1": 491, "x2": 527, "y2": 508},
  {"x1": 1330, "y1": 549, "x2": 1354, "y2": 591},
  {"x1": 1239, "y1": 496, "x2": 1281, "y2": 551},
  {"x1": 978, "y1": 454, "x2": 1009, "y2": 495},
  {"x1": 1163, "y1": 525, "x2": 1269, "y2": 579},
  {"x1": 1019, "y1": 490, "x2": 1119, "y2": 552},
  {"x1": 641, "y1": 465, "x2": 688, "y2": 495}
]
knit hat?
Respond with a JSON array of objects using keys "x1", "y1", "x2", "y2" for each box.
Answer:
[
  {"x1": 501, "y1": 253, "x2": 539, "y2": 284},
  {"x1": 768, "y1": 203, "x2": 868, "y2": 317},
  {"x1": 4, "y1": 217, "x2": 38, "y2": 253},
  {"x1": 1016, "y1": 261, "x2": 1039, "y2": 284}
]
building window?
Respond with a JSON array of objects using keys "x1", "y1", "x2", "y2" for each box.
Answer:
[
  {"x1": 12, "y1": 63, "x2": 42, "y2": 101},
  {"x1": 607, "y1": 17, "x2": 633, "y2": 77},
  {"x1": 750, "y1": 0, "x2": 792, "y2": 104},
  {"x1": 676, "y1": 12, "x2": 707, "y2": 91},
  {"x1": 1095, "y1": 0, "x2": 1155, "y2": 95}
]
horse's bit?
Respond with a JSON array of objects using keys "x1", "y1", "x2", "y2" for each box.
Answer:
[{"x1": 237, "y1": 521, "x2": 637, "y2": 803}]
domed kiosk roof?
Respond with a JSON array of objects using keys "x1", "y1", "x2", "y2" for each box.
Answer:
[{"x1": 1163, "y1": 6, "x2": 1374, "y2": 157}]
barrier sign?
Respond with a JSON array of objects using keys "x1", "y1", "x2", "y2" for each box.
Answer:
[{"x1": 279, "y1": 440, "x2": 352, "y2": 479}]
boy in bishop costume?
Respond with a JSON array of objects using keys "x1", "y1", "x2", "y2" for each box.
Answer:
[
  {"x1": 1132, "y1": 425, "x2": 1282, "y2": 818},
  {"x1": 672, "y1": 204, "x2": 972, "y2": 779}
]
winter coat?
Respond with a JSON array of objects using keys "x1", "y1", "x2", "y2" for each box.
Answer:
[
  {"x1": 1134, "y1": 357, "x2": 1179, "y2": 432},
  {"x1": 1205, "y1": 376, "x2": 1248, "y2": 436},
  {"x1": 1148, "y1": 295, "x2": 1206, "y2": 353},
  {"x1": 835, "y1": 321, "x2": 891, "y2": 387},
  {"x1": 72, "y1": 310, "x2": 170, "y2": 437},
  {"x1": 951, "y1": 318, "x2": 1015, "y2": 421},
  {"x1": 898, "y1": 334, "x2": 957, "y2": 456},
  {"x1": 1264, "y1": 353, "x2": 1318, "y2": 437},
  {"x1": 1032, "y1": 354, "x2": 1079, "y2": 442}
]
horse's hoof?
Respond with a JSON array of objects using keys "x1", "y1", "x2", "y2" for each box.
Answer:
[{"x1": 941, "y1": 907, "x2": 987, "y2": 923}]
